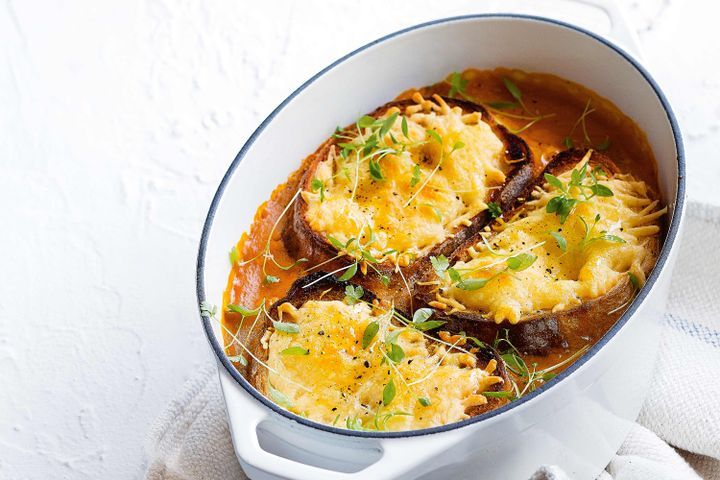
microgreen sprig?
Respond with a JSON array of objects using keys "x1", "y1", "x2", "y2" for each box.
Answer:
[
  {"x1": 430, "y1": 248, "x2": 539, "y2": 291},
  {"x1": 404, "y1": 131, "x2": 464, "y2": 207},
  {"x1": 563, "y1": 98, "x2": 611, "y2": 151},
  {"x1": 544, "y1": 159, "x2": 613, "y2": 224},
  {"x1": 488, "y1": 330, "x2": 590, "y2": 400},
  {"x1": 446, "y1": 72, "x2": 555, "y2": 133},
  {"x1": 235, "y1": 189, "x2": 308, "y2": 285}
]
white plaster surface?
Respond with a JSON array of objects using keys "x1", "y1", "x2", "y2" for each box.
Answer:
[{"x1": 0, "y1": 0, "x2": 717, "y2": 479}]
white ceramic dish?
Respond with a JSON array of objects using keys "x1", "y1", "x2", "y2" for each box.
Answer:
[{"x1": 197, "y1": 12, "x2": 685, "y2": 480}]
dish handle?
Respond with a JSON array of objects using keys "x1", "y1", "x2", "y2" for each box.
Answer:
[
  {"x1": 229, "y1": 394, "x2": 465, "y2": 480},
  {"x1": 575, "y1": 0, "x2": 642, "y2": 58}
]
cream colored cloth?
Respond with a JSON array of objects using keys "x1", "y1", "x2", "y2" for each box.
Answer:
[{"x1": 145, "y1": 202, "x2": 720, "y2": 479}]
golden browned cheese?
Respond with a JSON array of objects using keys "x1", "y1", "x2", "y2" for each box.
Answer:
[
  {"x1": 222, "y1": 68, "x2": 662, "y2": 425},
  {"x1": 438, "y1": 154, "x2": 665, "y2": 324},
  {"x1": 265, "y1": 300, "x2": 502, "y2": 431},
  {"x1": 304, "y1": 97, "x2": 507, "y2": 266}
]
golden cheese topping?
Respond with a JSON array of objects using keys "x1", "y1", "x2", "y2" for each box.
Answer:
[
  {"x1": 437, "y1": 155, "x2": 665, "y2": 324},
  {"x1": 303, "y1": 94, "x2": 508, "y2": 266},
  {"x1": 265, "y1": 300, "x2": 503, "y2": 431}
]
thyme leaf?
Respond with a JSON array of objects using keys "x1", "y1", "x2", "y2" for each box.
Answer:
[
  {"x1": 362, "y1": 321, "x2": 379, "y2": 348},
  {"x1": 268, "y1": 384, "x2": 293, "y2": 408},
  {"x1": 281, "y1": 346, "x2": 309, "y2": 356},
  {"x1": 272, "y1": 321, "x2": 300, "y2": 334},
  {"x1": 410, "y1": 164, "x2": 421, "y2": 187},
  {"x1": 550, "y1": 231, "x2": 567, "y2": 252},
  {"x1": 506, "y1": 253, "x2": 537, "y2": 271},
  {"x1": 430, "y1": 255, "x2": 449, "y2": 278},
  {"x1": 338, "y1": 262, "x2": 358, "y2": 281},
  {"x1": 226, "y1": 354, "x2": 248, "y2": 366},
  {"x1": 382, "y1": 378, "x2": 396, "y2": 406}
]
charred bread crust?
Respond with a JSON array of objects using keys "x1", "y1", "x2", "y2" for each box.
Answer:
[
  {"x1": 247, "y1": 272, "x2": 512, "y2": 409},
  {"x1": 281, "y1": 96, "x2": 534, "y2": 277},
  {"x1": 413, "y1": 148, "x2": 656, "y2": 355}
]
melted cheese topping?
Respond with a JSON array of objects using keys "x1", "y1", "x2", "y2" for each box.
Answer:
[
  {"x1": 439, "y1": 158, "x2": 665, "y2": 324},
  {"x1": 265, "y1": 300, "x2": 503, "y2": 431},
  {"x1": 304, "y1": 95, "x2": 507, "y2": 266}
]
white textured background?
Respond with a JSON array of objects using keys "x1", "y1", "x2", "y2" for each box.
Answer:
[{"x1": 1, "y1": 0, "x2": 717, "y2": 479}]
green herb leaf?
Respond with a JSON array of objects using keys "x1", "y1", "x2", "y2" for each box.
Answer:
[
  {"x1": 628, "y1": 272, "x2": 641, "y2": 290},
  {"x1": 501, "y1": 352, "x2": 528, "y2": 375},
  {"x1": 592, "y1": 166, "x2": 607, "y2": 178},
  {"x1": 452, "y1": 141, "x2": 465, "y2": 152},
  {"x1": 382, "y1": 378, "x2": 396, "y2": 406},
  {"x1": 229, "y1": 246, "x2": 239, "y2": 266},
  {"x1": 227, "y1": 303, "x2": 262, "y2": 317},
  {"x1": 482, "y1": 390, "x2": 515, "y2": 399},
  {"x1": 268, "y1": 384, "x2": 293, "y2": 408},
  {"x1": 385, "y1": 329, "x2": 403, "y2": 346},
  {"x1": 344, "y1": 285, "x2": 364, "y2": 305},
  {"x1": 550, "y1": 231, "x2": 567, "y2": 252},
  {"x1": 447, "y1": 267, "x2": 462, "y2": 283},
  {"x1": 410, "y1": 164, "x2": 421, "y2": 187},
  {"x1": 311, "y1": 177, "x2": 324, "y2": 192},
  {"x1": 345, "y1": 416, "x2": 365, "y2": 430},
  {"x1": 401, "y1": 116, "x2": 409, "y2": 138},
  {"x1": 264, "y1": 275, "x2": 280, "y2": 284},
  {"x1": 418, "y1": 396, "x2": 432, "y2": 407},
  {"x1": 597, "y1": 234, "x2": 626, "y2": 243},
  {"x1": 361, "y1": 250, "x2": 379, "y2": 264},
  {"x1": 380, "y1": 274, "x2": 390, "y2": 287},
  {"x1": 272, "y1": 321, "x2": 300, "y2": 334},
  {"x1": 227, "y1": 354, "x2": 248, "y2": 366},
  {"x1": 487, "y1": 201, "x2": 502, "y2": 219},
  {"x1": 281, "y1": 346, "x2": 309, "y2": 356},
  {"x1": 338, "y1": 262, "x2": 358, "y2": 281},
  {"x1": 590, "y1": 184, "x2": 614, "y2": 197},
  {"x1": 563, "y1": 136, "x2": 574, "y2": 148},
  {"x1": 457, "y1": 277, "x2": 491, "y2": 290},
  {"x1": 200, "y1": 302, "x2": 217, "y2": 317},
  {"x1": 357, "y1": 115, "x2": 376, "y2": 128},
  {"x1": 328, "y1": 235, "x2": 345, "y2": 250},
  {"x1": 362, "y1": 321, "x2": 379, "y2": 348},
  {"x1": 387, "y1": 342, "x2": 405, "y2": 363},
  {"x1": 448, "y1": 71, "x2": 468, "y2": 98},
  {"x1": 506, "y1": 253, "x2": 537, "y2": 271},
  {"x1": 426, "y1": 129, "x2": 442, "y2": 145},
  {"x1": 369, "y1": 160, "x2": 384, "y2": 181},
  {"x1": 487, "y1": 101, "x2": 517, "y2": 110},
  {"x1": 547, "y1": 196, "x2": 577, "y2": 224},
  {"x1": 412, "y1": 308, "x2": 434, "y2": 324},
  {"x1": 544, "y1": 173, "x2": 564, "y2": 190},
  {"x1": 380, "y1": 112, "x2": 398, "y2": 137},
  {"x1": 430, "y1": 255, "x2": 449, "y2": 277},
  {"x1": 413, "y1": 320, "x2": 446, "y2": 331},
  {"x1": 503, "y1": 77, "x2": 522, "y2": 102}
]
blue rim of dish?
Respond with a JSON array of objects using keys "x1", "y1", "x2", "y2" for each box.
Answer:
[{"x1": 197, "y1": 13, "x2": 685, "y2": 439}]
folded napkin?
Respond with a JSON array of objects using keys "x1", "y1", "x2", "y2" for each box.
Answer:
[{"x1": 146, "y1": 202, "x2": 720, "y2": 480}]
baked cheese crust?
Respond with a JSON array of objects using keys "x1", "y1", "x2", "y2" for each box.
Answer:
[
  {"x1": 303, "y1": 95, "x2": 508, "y2": 267},
  {"x1": 265, "y1": 300, "x2": 502, "y2": 431},
  {"x1": 437, "y1": 155, "x2": 665, "y2": 324}
]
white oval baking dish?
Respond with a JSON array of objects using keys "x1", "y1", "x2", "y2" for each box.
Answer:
[{"x1": 197, "y1": 12, "x2": 685, "y2": 480}]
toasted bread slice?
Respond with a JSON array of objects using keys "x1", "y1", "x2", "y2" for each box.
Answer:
[
  {"x1": 282, "y1": 94, "x2": 534, "y2": 280},
  {"x1": 415, "y1": 149, "x2": 665, "y2": 354},
  {"x1": 243, "y1": 272, "x2": 511, "y2": 430}
]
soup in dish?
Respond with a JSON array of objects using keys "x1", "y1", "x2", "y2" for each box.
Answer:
[{"x1": 209, "y1": 68, "x2": 665, "y2": 432}]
